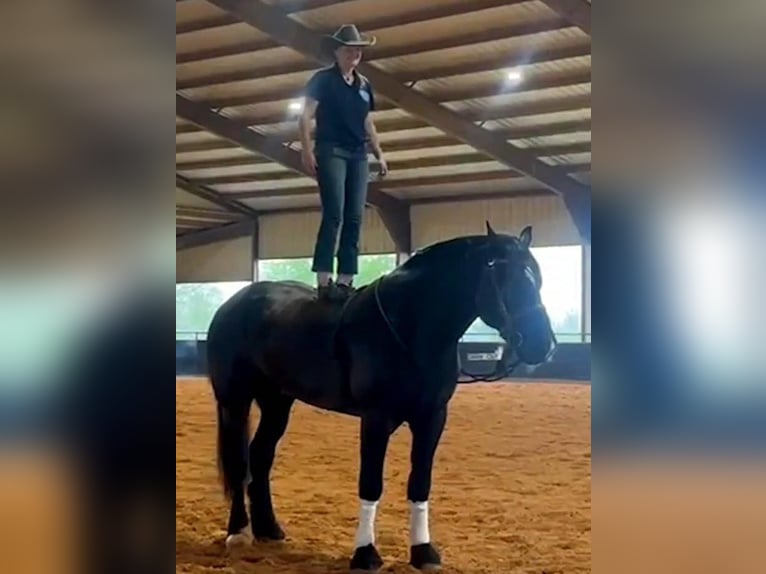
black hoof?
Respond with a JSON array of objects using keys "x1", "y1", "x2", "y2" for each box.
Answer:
[
  {"x1": 410, "y1": 543, "x2": 441, "y2": 571},
  {"x1": 350, "y1": 544, "x2": 383, "y2": 572},
  {"x1": 251, "y1": 520, "x2": 286, "y2": 541}
]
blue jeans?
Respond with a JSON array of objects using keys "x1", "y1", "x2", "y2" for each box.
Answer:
[{"x1": 311, "y1": 145, "x2": 369, "y2": 276}]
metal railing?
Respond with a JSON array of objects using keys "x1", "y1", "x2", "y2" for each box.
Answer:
[{"x1": 177, "y1": 331, "x2": 591, "y2": 343}]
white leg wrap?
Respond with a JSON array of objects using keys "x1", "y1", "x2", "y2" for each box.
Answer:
[
  {"x1": 225, "y1": 528, "x2": 251, "y2": 549},
  {"x1": 354, "y1": 499, "x2": 379, "y2": 548},
  {"x1": 409, "y1": 500, "x2": 430, "y2": 545}
]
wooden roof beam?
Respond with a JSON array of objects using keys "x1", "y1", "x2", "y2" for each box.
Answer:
[
  {"x1": 176, "y1": 206, "x2": 245, "y2": 221},
  {"x1": 176, "y1": 94, "x2": 411, "y2": 252},
  {"x1": 176, "y1": 219, "x2": 256, "y2": 250},
  {"x1": 539, "y1": 0, "x2": 591, "y2": 35},
  {"x1": 176, "y1": 174, "x2": 258, "y2": 217}
]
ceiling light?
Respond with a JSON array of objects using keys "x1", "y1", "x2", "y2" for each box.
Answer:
[
  {"x1": 288, "y1": 99, "x2": 303, "y2": 112},
  {"x1": 506, "y1": 69, "x2": 524, "y2": 83}
]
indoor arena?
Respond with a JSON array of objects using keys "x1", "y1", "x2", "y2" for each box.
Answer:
[{"x1": 176, "y1": 1, "x2": 591, "y2": 572}]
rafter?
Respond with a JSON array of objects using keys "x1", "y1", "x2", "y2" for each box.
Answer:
[
  {"x1": 176, "y1": 94, "x2": 411, "y2": 251},
  {"x1": 176, "y1": 206, "x2": 244, "y2": 221},
  {"x1": 176, "y1": 174, "x2": 257, "y2": 217},
  {"x1": 176, "y1": 220, "x2": 256, "y2": 250}
]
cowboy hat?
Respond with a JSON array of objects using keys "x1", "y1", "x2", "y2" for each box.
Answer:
[{"x1": 321, "y1": 24, "x2": 376, "y2": 54}]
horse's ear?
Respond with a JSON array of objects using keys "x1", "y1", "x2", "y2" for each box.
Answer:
[
  {"x1": 519, "y1": 225, "x2": 532, "y2": 248},
  {"x1": 486, "y1": 221, "x2": 497, "y2": 237}
]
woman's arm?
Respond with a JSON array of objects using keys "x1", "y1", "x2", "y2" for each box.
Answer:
[
  {"x1": 298, "y1": 98, "x2": 319, "y2": 175},
  {"x1": 364, "y1": 115, "x2": 382, "y2": 159},
  {"x1": 298, "y1": 97, "x2": 318, "y2": 154},
  {"x1": 365, "y1": 115, "x2": 388, "y2": 175}
]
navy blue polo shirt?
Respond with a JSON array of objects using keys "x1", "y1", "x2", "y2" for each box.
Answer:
[{"x1": 304, "y1": 63, "x2": 375, "y2": 159}]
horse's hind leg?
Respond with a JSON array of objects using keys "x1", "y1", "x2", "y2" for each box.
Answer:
[
  {"x1": 248, "y1": 391, "x2": 294, "y2": 540},
  {"x1": 217, "y1": 399, "x2": 251, "y2": 547},
  {"x1": 210, "y1": 351, "x2": 253, "y2": 548}
]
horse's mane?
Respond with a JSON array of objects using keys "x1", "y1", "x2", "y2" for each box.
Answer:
[{"x1": 399, "y1": 235, "x2": 489, "y2": 273}]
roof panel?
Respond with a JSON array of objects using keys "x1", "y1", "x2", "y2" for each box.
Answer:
[
  {"x1": 488, "y1": 108, "x2": 591, "y2": 130},
  {"x1": 175, "y1": 0, "x2": 230, "y2": 29},
  {"x1": 294, "y1": 0, "x2": 467, "y2": 27},
  {"x1": 397, "y1": 176, "x2": 544, "y2": 200},
  {"x1": 177, "y1": 23, "x2": 267, "y2": 56},
  {"x1": 176, "y1": 148, "x2": 258, "y2": 164},
  {"x1": 177, "y1": 46, "x2": 307, "y2": 84},
  {"x1": 376, "y1": 28, "x2": 588, "y2": 75},
  {"x1": 214, "y1": 176, "x2": 316, "y2": 194},
  {"x1": 241, "y1": 194, "x2": 321, "y2": 211},
  {"x1": 541, "y1": 152, "x2": 592, "y2": 167},
  {"x1": 175, "y1": 131, "x2": 227, "y2": 145},
  {"x1": 445, "y1": 83, "x2": 590, "y2": 114},
  {"x1": 176, "y1": 187, "x2": 227, "y2": 211},
  {"x1": 179, "y1": 162, "x2": 291, "y2": 180}
]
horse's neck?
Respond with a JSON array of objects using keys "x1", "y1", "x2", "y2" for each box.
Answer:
[{"x1": 390, "y1": 255, "x2": 480, "y2": 352}]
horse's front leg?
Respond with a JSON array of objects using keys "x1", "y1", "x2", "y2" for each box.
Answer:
[
  {"x1": 407, "y1": 406, "x2": 447, "y2": 571},
  {"x1": 350, "y1": 412, "x2": 400, "y2": 573}
]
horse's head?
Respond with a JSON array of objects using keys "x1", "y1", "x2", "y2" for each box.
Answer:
[{"x1": 475, "y1": 222, "x2": 557, "y2": 367}]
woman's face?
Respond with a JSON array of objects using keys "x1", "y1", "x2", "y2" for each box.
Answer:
[{"x1": 335, "y1": 45, "x2": 363, "y2": 69}]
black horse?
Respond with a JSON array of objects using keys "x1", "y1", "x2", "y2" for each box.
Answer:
[{"x1": 207, "y1": 223, "x2": 556, "y2": 572}]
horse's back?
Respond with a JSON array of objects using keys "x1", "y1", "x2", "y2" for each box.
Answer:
[{"x1": 206, "y1": 280, "x2": 358, "y2": 410}]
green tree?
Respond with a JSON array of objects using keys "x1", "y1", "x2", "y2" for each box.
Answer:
[
  {"x1": 258, "y1": 258, "x2": 314, "y2": 284},
  {"x1": 176, "y1": 283, "x2": 227, "y2": 334},
  {"x1": 258, "y1": 254, "x2": 397, "y2": 286},
  {"x1": 356, "y1": 254, "x2": 397, "y2": 286}
]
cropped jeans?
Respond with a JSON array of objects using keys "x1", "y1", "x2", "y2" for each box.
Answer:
[{"x1": 311, "y1": 145, "x2": 369, "y2": 276}]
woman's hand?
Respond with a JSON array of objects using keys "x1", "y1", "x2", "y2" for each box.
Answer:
[
  {"x1": 302, "y1": 149, "x2": 317, "y2": 176},
  {"x1": 377, "y1": 155, "x2": 388, "y2": 177}
]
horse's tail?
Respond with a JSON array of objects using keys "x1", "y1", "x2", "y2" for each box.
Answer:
[{"x1": 216, "y1": 398, "x2": 251, "y2": 499}]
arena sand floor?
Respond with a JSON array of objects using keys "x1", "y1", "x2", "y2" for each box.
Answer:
[{"x1": 176, "y1": 379, "x2": 591, "y2": 574}]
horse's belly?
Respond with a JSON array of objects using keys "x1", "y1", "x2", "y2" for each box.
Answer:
[{"x1": 268, "y1": 355, "x2": 353, "y2": 412}]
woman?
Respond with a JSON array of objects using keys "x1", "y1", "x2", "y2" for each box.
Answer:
[{"x1": 299, "y1": 24, "x2": 388, "y2": 302}]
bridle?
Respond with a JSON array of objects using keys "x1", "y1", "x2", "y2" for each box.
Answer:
[
  {"x1": 459, "y1": 258, "x2": 545, "y2": 382},
  {"x1": 373, "y1": 256, "x2": 545, "y2": 384}
]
